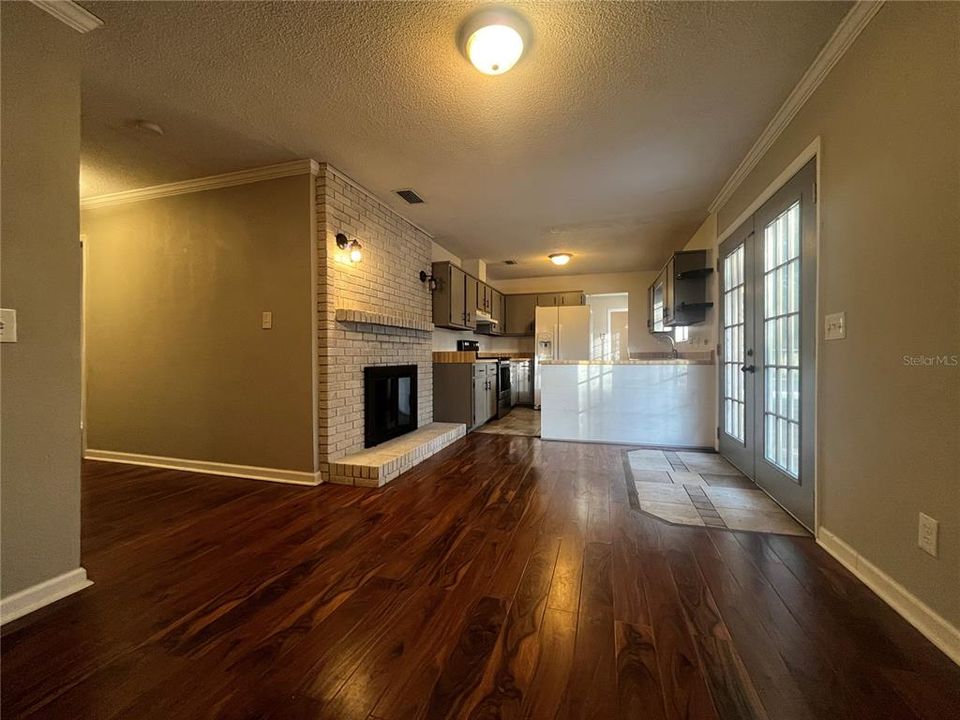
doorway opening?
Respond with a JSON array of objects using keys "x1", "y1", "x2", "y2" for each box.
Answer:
[{"x1": 586, "y1": 292, "x2": 629, "y2": 361}]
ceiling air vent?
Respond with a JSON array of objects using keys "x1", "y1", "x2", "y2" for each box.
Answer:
[
  {"x1": 503, "y1": 260, "x2": 518, "y2": 265},
  {"x1": 395, "y1": 189, "x2": 424, "y2": 204}
]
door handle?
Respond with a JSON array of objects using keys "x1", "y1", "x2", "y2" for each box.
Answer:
[{"x1": 740, "y1": 365, "x2": 756, "y2": 373}]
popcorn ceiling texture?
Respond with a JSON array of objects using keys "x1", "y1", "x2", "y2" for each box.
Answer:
[
  {"x1": 316, "y1": 163, "x2": 435, "y2": 482},
  {"x1": 79, "y1": 2, "x2": 851, "y2": 279}
]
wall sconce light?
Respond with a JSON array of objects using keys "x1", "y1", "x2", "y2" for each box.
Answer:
[
  {"x1": 336, "y1": 232, "x2": 363, "y2": 263},
  {"x1": 419, "y1": 270, "x2": 439, "y2": 291}
]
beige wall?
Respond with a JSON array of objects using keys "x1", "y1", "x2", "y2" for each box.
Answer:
[
  {"x1": 492, "y1": 271, "x2": 662, "y2": 355},
  {"x1": 82, "y1": 175, "x2": 317, "y2": 472},
  {"x1": 1, "y1": 4, "x2": 84, "y2": 596},
  {"x1": 719, "y1": 3, "x2": 960, "y2": 628}
]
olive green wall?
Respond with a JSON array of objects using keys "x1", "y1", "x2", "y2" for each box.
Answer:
[
  {"x1": 82, "y1": 174, "x2": 317, "y2": 473},
  {"x1": 1, "y1": 3, "x2": 84, "y2": 597},
  {"x1": 719, "y1": 3, "x2": 959, "y2": 628}
]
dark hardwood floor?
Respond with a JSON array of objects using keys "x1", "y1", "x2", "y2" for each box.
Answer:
[{"x1": 2, "y1": 433, "x2": 958, "y2": 719}]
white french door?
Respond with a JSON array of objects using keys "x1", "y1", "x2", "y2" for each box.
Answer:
[{"x1": 718, "y1": 159, "x2": 817, "y2": 529}]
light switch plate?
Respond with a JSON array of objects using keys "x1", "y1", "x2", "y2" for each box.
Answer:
[
  {"x1": 918, "y1": 513, "x2": 939, "y2": 557},
  {"x1": 824, "y1": 312, "x2": 845, "y2": 340},
  {"x1": 0, "y1": 308, "x2": 17, "y2": 343},
  {"x1": 261, "y1": 311, "x2": 273, "y2": 330}
]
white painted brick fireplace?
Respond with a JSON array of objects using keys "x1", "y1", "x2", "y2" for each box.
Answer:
[{"x1": 315, "y1": 163, "x2": 454, "y2": 484}]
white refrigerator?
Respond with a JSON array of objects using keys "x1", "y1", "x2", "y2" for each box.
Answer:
[{"x1": 534, "y1": 304, "x2": 591, "y2": 408}]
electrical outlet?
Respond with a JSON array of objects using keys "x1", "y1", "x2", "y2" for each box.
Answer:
[
  {"x1": 918, "y1": 513, "x2": 939, "y2": 557},
  {"x1": 261, "y1": 311, "x2": 273, "y2": 330},
  {"x1": 0, "y1": 308, "x2": 17, "y2": 343},
  {"x1": 824, "y1": 312, "x2": 845, "y2": 340}
]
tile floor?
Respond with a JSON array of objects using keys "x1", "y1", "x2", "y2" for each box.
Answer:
[
  {"x1": 622, "y1": 448, "x2": 808, "y2": 536},
  {"x1": 474, "y1": 406, "x2": 541, "y2": 437}
]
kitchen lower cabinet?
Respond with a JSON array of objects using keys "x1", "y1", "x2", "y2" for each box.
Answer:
[{"x1": 433, "y1": 362, "x2": 497, "y2": 430}]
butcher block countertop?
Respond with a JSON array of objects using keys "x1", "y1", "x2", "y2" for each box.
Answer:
[{"x1": 433, "y1": 351, "x2": 533, "y2": 364}]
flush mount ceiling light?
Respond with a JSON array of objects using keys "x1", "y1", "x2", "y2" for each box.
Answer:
[
  {"x1": 336, "y1": 232, "x2": 363, "y2": 263},
  {"x1": 459, "y1": 8, "x2": 531, "y2": 76},
  {"x1": 549, "y1": 253, "x2": 572, "y2": 266}
]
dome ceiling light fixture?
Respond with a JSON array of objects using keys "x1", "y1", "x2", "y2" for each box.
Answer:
[
  {"x1": 459, "y1": 7, "x2": 531, "y2": 76},
  {"x1": 549, "y1": 253, "x2": 572, "y2": 266}
]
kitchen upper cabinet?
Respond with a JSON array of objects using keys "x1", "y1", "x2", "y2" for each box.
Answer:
[
  {"x1": 537, "y1": 290, "x2": 587, "y2": 307},
  {"x1": 431, "y1": 261, "x2": 469, "y2": 330},
  {"x1": 559, "y1": 291, "x2": 585, "y2": 306},
  {"x1": 478, "y1": 283, "x2": 494, "y2": 314},
  {"x1": 490, "y1": 289, "x2": 504, "y2": 329},
  {"x1": 646, "y1": 249, "x2": 712, "y2": 330},
  {"x1": 431, "y1": 267, "x2": 583, "y2": 336},
  {"x1": 504, "y1": 294, "x2": 537, "y2": 335},
  {"x1": 536, "y1": 291, "x2": 585, "y2": 307},
  {"x1": 649, "y1": 268, "x2": 666, "y2": 332},
  {"x1": 464, "y1": 274, "x2": 480, "y2": 329}
]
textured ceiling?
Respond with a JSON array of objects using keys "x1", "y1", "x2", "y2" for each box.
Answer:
[{"x1": 79, "y1": 1, "x2": 851, "y2": 277}]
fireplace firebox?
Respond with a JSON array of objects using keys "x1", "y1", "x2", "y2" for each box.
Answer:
[{"x1": 364, "y1": 365, "x2": 418, "y2": 448}]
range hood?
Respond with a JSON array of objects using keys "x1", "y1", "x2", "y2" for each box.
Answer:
[{"x1": 475, "y1": 310, "x2": 498, "y2": 326}]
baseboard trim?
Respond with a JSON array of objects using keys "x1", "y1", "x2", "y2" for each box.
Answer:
[
  {"x1": 84, "y1": 449, "x2": 322, "y2": 486},
  {"x1": 1, "y1": 568, "x2": 92, "y2": 625},
  {"x1": 817, "y1": 527, "x2": 960, "y2": 666}
]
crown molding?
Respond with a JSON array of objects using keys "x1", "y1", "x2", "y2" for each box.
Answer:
[
  {"x1": 30, "y1": 1, "x2": 103, "y2": 33},
  {"x1": 708, "y1": 1, "x2": 884, "y2": 214},
  {"x1": 81, "y1": 159, "x2": 320, "y2": 210}
]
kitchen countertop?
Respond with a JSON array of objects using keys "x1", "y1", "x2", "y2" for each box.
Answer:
[
  {"x1": 477, "y1": 352, "x2": 533, "y2": 360},
  {"x1": 539, "y1": 358, "x2": 714, "y2": 366},
  {"x1": 433, "y1": 351, "x2": 535, "y2": 364}
]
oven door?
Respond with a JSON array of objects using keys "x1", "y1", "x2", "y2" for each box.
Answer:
[{"x1": 498, "y1": 362, "x2": 511, "y2": 393}]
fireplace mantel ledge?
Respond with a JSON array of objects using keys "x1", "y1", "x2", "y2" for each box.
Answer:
[{"x1": 335, "y1": 308, "x2": 433, "y2": 333}]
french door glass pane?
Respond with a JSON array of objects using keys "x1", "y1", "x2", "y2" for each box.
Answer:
[
  {"x1": 763, "y1": 202, "x2": 801, "y2": 478},
  {"x1": 722, "y1": 246, "x2": 746, "y2": 443}
]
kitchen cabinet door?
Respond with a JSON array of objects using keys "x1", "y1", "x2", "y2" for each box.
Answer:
[
  {"x1": 431, "y1": 261, "x2": 469, "y2": 329},
  {"x1": 490, "y1": 289, "x2": 504, "y2": 332},
  {"x1": 559, "y1": 291, "x2": 585, "y2": 306},
  {"x1": 465, "y1": 275, "x2": 479, "y2": 330},
  {"x1": 486, "y1": 365, "x2": 498, "y2": 420},
  {"x1": 505, "y1": 294, "x2": 537, "y2": 335},
  {"x1": 472, "y1": 364, "x2": 487, "y2": 427},
  {"x1": 536, "y1": 294, "x2": 558, "y2": 307},
  {"x1": 663, "y1": 256, "x2": 676, "y2": 325}
]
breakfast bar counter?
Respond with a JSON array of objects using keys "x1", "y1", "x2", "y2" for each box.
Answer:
[{"x1": 539, "y1": 359, "x2": 715, "y2": 448}]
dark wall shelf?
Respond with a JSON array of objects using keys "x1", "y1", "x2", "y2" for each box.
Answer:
[{"x1": 676, "y1": 268, "x2": 714, "y2": 280}]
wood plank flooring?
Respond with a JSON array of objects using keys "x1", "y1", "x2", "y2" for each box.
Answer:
[{"x1": 2, "y1": 433, "x2": 958, "y2": 719}]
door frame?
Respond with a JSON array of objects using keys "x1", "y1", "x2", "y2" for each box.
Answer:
[{"x1": 716, "y1": 137, "x2": 821, "y2": 534}]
